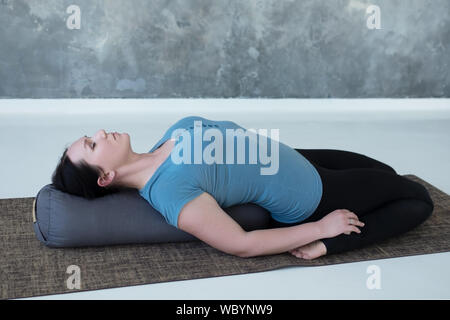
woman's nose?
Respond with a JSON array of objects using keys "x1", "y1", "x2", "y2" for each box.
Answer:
[{"x1": 94, "y1": 129, "x2": 107, "y2": 140}]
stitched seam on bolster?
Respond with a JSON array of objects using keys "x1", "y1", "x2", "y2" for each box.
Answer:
[
  {"x1": 32, "y1": 198, "x2": 37, "y2": 223},
  {"x1": 48, "y1": 187, "x2": 52, "y2": 241}
]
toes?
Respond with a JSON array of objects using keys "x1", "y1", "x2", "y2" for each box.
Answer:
[
  {"x1": 289, "y1": 247, "x2": 318, "y2": 260},
  {"x1": 289, "y1": 250, "x2": 303, "y2": 259},
  {"x1": 298, "y1": 249, "x2": 312, "y2": 259}
]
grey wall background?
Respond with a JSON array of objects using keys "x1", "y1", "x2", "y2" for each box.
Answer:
[{"x1": 0, "y1": 0, "x2": 449, "y2": 98}]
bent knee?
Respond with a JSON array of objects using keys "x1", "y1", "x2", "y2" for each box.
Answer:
[
  {"x1": 415, "y1": 183, "x2": 434, "y2": 210},
  {"x1": 410, "y1": 198, "x2": 434, "y2": 224}
]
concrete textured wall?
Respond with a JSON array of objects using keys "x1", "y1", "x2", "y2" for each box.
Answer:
[{"x1": 0, "y1": 0, "x2": 449, "y2": 98}]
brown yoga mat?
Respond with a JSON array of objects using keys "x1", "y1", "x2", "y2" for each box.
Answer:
[{"x1": 1, "y1": 174, "x2": 449, "y2": 299}]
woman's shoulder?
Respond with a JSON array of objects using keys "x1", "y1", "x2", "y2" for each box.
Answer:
[{"x1": 174, "y1": 115, "x2": 208, "y2": 125}]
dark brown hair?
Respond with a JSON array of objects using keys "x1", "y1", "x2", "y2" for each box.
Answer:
[{"x1": 51, "y1": 148, "x2": 126, "y2": 199}]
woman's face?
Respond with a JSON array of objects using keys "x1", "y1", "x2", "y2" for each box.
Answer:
[{"x1": 66, "y1": 129, "x2": 131, "y2": 175}]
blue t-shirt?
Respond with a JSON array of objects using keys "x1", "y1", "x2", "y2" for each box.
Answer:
[{"x1": 138, "y1": 116, "x2": 323, "y2": 228}]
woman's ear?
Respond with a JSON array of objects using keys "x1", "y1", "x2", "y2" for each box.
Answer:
[{"x1": 97, "y1": 171, "x2": 115, "y2": 188}]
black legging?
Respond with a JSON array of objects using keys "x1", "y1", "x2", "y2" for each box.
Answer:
[{"x1": 269, "y1": 148, "x2": 434, "y2": 255}]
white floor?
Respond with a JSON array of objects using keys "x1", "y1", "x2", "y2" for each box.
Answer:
[{"x1": 1, "y1": 98, "x2": 449, "y2": 300}]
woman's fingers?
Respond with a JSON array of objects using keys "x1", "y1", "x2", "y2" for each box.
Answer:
[
  {"x1": 349, "y1": 218, "x2": 365, "y2": 227},
  {"x1": 340, "y1": 209, "x2": 359, "y2": 219},
  {"x1": 344, "y1": 226, "x2": 361, "y2": 235},
  {"x1": 345, "y1": 210, "x2": 359, "y2": 219},
  {"x1": 350, "y1": 226, "x2": 361, "y2": 234},
  {"x1": 344, "y1": 210, "x2": 365, "y2": 227}
]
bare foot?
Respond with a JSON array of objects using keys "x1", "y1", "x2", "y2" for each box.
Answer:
[{"x1": 289, "y1": 240, "x2": 327, "y2": 260}]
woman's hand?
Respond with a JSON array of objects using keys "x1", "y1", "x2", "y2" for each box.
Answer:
[{"x1": 317, "y1": 209, "x2": 365, "y2": 239}]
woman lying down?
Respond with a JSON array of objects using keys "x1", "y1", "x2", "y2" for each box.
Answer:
[{"x1": 51, "y1": 116, "x2": 434, "y2": 260}]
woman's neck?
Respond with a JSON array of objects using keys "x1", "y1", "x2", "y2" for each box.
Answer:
[{"x1": 115, "y1": 139, "x2": 175, "y2": 190}]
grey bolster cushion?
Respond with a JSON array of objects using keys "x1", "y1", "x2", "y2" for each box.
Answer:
[{"x1": 32, "y1": 184, "x2": 272, "y2": 248}]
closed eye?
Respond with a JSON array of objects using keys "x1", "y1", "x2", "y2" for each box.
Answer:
[{"x1": 84, "y1": 135, "x2": 96, "y2": 149}]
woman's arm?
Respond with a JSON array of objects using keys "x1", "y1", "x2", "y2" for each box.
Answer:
[
  {"x1": 177, "y1": 192, "x2": 325, "y2": 258},
  {"x1": 244, "y1": 222, "x2": 323, "y2": 257}
]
